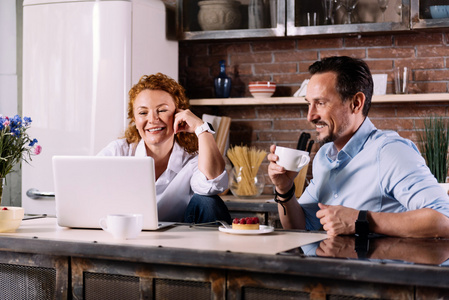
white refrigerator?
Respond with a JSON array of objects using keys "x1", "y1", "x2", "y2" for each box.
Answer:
[{"x1": 22, "y1": 0, "x2": 178, "y2": 216}]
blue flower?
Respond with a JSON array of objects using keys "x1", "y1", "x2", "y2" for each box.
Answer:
[
  {"x1": 12, "y1": 115, "x2": 21, "y2": 123},
  {"x1": 0, "y1": 116, "x2": 7, "y2": 130},
  {"x1": 29, "y1": 138, "x2": 38, "y2": 147},
  {"x1": 23, "y1": 116, "x2": 32, "y2": 126},
  {"x1": 10, "y1": 115, "x2": 22, "y2": 130},
  {"x1": 11, "y1": 128, "x2": 21, "y2": 136}
]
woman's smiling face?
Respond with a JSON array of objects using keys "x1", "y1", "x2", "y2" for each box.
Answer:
[{"x1": 133, "y1": 89, "x2": 177, "y2": 147}]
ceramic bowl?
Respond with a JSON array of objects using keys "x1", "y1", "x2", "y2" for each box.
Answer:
[
  {"x1": 197, "y1": 0, "x2": 241, "y2": 31},
  {"x1": 0, "y1": 207, "x2": 24, "y2": 233},
  {"x1": 430, "y1": 6, "x2": 449, "y2": 19},
  {"x1": 248, "y1": 81, "x2": 276, "y2": 98}
]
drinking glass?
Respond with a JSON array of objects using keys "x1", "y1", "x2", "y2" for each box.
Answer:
[
  {"x1": 394, "y1": 66, "x2": 409, "y2": 94},
  {"x1": 378, "y1": 0, "x2": 389, "y2": 22},
  {"x1": 338, "y1": 0, "x2": 359, "y2": 24},
  {"x1": 322, "y1": 0, "x2": 335, "y2": 25}
]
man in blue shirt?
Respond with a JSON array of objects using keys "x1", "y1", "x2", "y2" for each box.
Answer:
[{"x1": 268, "y1": 56, "x2": 449, "y2": 237}]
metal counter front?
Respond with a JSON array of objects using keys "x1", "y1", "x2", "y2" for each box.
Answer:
[{"x1": 0, "y1": 217, "x2": 448, "y2": 299}]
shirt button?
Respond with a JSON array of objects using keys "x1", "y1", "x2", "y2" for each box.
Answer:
[{"x1": 334, "y1": 194, "x2": 338, "y2": 198}]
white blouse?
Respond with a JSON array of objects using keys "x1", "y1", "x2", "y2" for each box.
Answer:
[{"x1": 97, "y1": 139, "x2": 228, "y2": 221}]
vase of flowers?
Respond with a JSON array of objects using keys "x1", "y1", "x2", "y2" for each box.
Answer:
[{"x1": 0, "y1": 115, "x2": 41, "y2": 209}]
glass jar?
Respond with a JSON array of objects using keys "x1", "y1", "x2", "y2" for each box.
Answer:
[{"x1": 229, "y1": 166, "x2": 265, "y2": 198}]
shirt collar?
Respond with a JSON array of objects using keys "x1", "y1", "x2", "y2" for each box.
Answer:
[
  {"x1": 135, "y1": 139, "x2": 188, "y2": 174},
  {"x1": 166, "y1": 142, "x2": 187, "y2": 174},
  {"x1": 327, "y1": 117, "x2": 376, "y2": 161},
  {"x1": 135, "y1": 139, "x2": 147, "y2": 157}
]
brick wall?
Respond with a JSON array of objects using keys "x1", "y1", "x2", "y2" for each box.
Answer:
[
  {"x1": 178, "y1": 31, "x2": 449, "y2": 192},
  {"x1": 179, "y1": 31, "x2": 449, "y2": 98}
]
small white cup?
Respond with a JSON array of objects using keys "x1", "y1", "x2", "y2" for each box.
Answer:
[
  {"x1": 99, "y1": 214, "x2": 143, "y2": 240},
  {"x1": 275, "y1": 146, "x2": 310, "y2": 172}
]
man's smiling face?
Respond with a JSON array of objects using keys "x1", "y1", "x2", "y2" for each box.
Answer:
[{"x1": 305, "y1": 72, "x2": 355, "y2": 151}]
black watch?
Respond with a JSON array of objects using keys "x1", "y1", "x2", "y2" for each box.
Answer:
[
  {"x1": 355, "y1": 210, "x2": 369, "y2": 236},
  {"x1": 355, "y1": 235, "x2": 370, "y2": 259}
]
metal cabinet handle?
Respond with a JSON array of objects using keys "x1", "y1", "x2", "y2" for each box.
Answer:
[{"x1": 26, "y1": 188, "x2": 55, "y2": 199}]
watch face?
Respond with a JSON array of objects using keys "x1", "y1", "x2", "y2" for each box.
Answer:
[
  {"x1": 356, "y1": 220, "x2": 369, "y2": 236},
  {"x1": 207, "y1": 122, "x2": 215, "y2": 131}
]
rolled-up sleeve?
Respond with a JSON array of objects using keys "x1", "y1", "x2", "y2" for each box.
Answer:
[
  {"x1": 191, "y1": 167, "x2": 228, "y2": 195},
  {"x1": 380, "y1": 139, "x2": 449, "y2": 218}
]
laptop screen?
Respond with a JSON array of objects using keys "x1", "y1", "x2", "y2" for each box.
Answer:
[{"x1": 52, "y1": 156, "x2": 160, "y2": 230}]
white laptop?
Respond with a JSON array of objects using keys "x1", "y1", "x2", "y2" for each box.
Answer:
[{"x1": 52, "y1": 156, "x2": 174, "y2": 230}]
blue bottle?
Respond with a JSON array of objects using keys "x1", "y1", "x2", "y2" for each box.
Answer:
[{"x1": 214, "y1": 60, "x2": 231, "y2": 98}]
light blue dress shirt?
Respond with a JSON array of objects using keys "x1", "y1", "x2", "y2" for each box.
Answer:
[{"x1": 300, "y1": 117, "x2": 449, "y2": 231}]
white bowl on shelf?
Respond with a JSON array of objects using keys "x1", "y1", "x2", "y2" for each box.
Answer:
[
  {"x1": 430, "y1": 5, "x2": 449, "y2": 19},
  {"x1": 249, "y1": 81, "x2": 276, "y2": 98}
]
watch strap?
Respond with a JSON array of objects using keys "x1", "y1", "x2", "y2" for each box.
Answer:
[
  {"x1": 358, "y1": 210, "x2": 368, "y2": 221},
  {"x1": 355, "y1": 235, "x2": 370, "y2": 259},
  {"x1": 274, "y1": 184, "x2": 295, "y2": 216},
  {"x1": 355, "y1": 210, "x2": 369, "y2": 236},
  {"x1": 195, "y1": 122, "x2": 215, "y2": 137}
]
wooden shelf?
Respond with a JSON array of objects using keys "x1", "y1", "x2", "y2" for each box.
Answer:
[{"x1": 190, "y1": 93, "x2": 449, "y2": 106}]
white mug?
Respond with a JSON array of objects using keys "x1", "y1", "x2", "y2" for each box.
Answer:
[
  {"x1": 275, "y1": 146, "x2": 310, "y2": 172},
  {"x1": 99, "y1": 214, "x2": 143, "y2": 240}
]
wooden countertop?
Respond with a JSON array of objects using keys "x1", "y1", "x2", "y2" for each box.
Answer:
[
  {"x1": 2, "y1": 217, "x2": 324, "y2": 255},
  {"x1": 1, "y1": 218, "x2": 449, "y2": 289}
]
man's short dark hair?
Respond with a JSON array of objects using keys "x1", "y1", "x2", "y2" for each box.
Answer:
[{"x1": 308, "y1": 56, "x2": 373, "y2": 116}]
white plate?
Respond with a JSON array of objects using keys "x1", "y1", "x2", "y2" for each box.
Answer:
[{"x1": 218, "y1": 225, "x2": 275, "y2": 235}]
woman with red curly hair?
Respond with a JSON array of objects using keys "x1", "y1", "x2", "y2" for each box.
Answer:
[{"x1": 98, "y1": 73, "x2": 231, "y2": 223}]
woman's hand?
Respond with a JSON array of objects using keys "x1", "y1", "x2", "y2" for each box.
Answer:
[
  {"x1": 173, "y1": 109, "x2": 203, "y2": 134},
  {"x1": 174, "y1": 109, "x2": 224, "y2": 179}
]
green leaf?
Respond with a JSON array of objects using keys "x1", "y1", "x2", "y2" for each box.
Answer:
[{"x1": 418, "y1": 116, "x2": 449, "y2": 183}]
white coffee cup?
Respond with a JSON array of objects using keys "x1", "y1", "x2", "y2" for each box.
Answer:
[
  {"x1": 275, "y1": 146, "x2": 310, "y2": 172},
  {"x1": 99, "y1": 214, "x2": 143, "y2": 240}
]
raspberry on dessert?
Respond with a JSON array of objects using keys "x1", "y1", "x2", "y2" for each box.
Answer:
[{"x1": 231, "y1": 216, "x2": 260, "y2": 230}]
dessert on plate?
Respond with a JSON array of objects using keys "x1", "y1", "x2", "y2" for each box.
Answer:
[{"x1": 232, "y1": 217, "x2": 260, "y2": 230}]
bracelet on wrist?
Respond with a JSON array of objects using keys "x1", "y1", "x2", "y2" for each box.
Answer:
[{"x1": 274, "y1": 184, "x2": 295, "y2": 215}]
